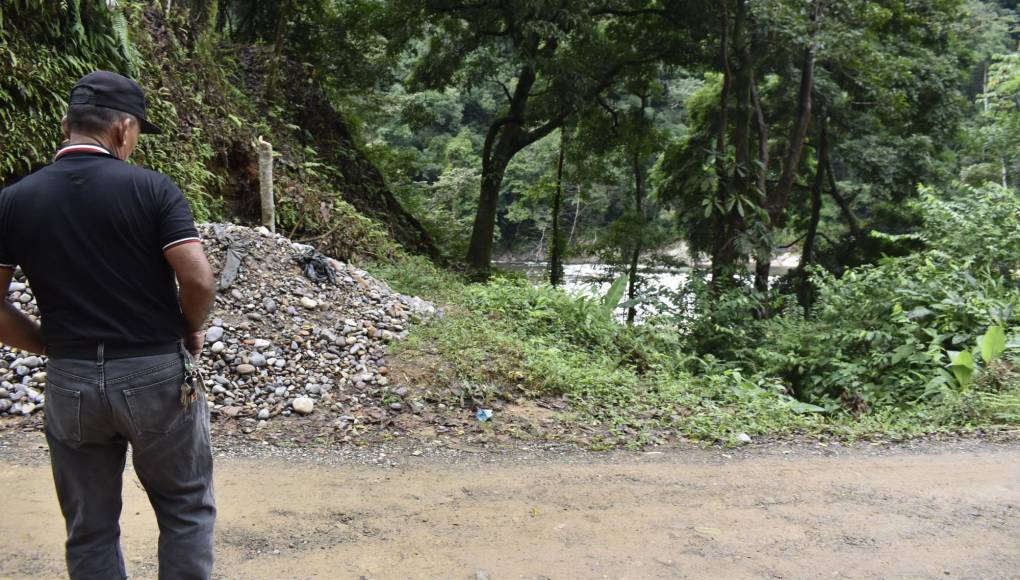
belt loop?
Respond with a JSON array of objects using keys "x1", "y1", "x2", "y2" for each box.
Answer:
[{"x1": 96, "y1": 343, "x2": 105, "y2": 367}]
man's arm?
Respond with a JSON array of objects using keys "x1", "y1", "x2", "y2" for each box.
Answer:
[
  {"x1": 0, "y1": 268, "x2": 45, "y2": 355},
  {"x1": 164, "y1": 242, "x2": 215, "y2": 357}
]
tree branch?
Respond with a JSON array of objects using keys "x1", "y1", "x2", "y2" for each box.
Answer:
[
  {"x1": 521, "y1": 113, "x2": 566, "y2": 148},
  {"x1": 827, "y1": 158, "x2": 864, "y2": 243},
  {"x1": 597, "y1": 95, "x2": 620, "y2": 128},
  {"x1": 591, "y1": 7, "x2": 677, "y2": 23},
  {"x1": 482, "y1": 116, "x2": 510, "y2": 167},
  {"x1": 497, "y1": 80, "x2": 514, "y2": 103}
]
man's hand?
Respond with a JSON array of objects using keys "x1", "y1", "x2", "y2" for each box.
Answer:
[{"x1": 185, "y1": 330, "x2": 205, "y2": 358}]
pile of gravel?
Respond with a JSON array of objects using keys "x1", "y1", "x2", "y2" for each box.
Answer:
[{"x1": 0, "y1": 223, "x2": 437, "y2": 433}]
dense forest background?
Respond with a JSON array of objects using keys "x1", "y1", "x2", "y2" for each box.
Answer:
[{"x1": 4, "y1": 0, "x2": 1020, "y2": 443}]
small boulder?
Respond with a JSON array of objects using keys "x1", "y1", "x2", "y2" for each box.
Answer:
[
  {"x1": 206, "y1": 326, "x2": 225, "y2": 343},
  {"x1": 292, "y1": 397, "x2": 315, "y2": 415}
]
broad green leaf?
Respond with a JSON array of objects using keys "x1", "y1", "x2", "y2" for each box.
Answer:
[
  {"x1": 787, "y1": 401, "x2": 825, "y2": 414},
  {"x1": 979, "y1": 325, "x2": 1006, "y2": 364},
  {"x1": 600, "y1": 274, "x2": 629, "y2": 319},
  {"x1": 949, "y1": 350, "x2": 974, "y2": 389}
]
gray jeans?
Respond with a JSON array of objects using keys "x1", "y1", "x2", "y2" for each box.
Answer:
[{"x1": 44, "y1": 345, "x2": 215, "y2": 580}]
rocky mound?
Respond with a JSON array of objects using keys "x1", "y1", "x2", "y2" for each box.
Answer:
[{"x1": 0, "y1": 224, "x2": 437, "y2": 435}]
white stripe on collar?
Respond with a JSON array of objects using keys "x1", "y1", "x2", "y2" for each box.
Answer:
[{"x1": 54, "y1": 144, "x2": 114, "y2": 161}]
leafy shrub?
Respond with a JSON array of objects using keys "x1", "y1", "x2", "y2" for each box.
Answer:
[{"x1": 731, "y1": 183, "x2": 1020, "y2": 414}]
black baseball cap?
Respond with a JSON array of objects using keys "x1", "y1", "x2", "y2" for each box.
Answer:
[{"x1": 68, "y1": 70, "x2": 163, "y2": 134}]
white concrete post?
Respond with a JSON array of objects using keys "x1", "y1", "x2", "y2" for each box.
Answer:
[{"x1": 257, "y1": 135, "x2": 275, "y2": 233}]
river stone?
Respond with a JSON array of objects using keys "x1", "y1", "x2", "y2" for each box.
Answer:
[
  {"x1": 236, "y1": 364, "x2": 256, "y2": 375},
  {"x1": 20, "y1": 356, "x2": 43, "y2": 369},
  {"x1": 300, "y1": 297, "x2": 318, "y2": 309},
  {"x1": 292, "y1": 397, "x2": 315, "y2": 415},
  {"x1": 211, "y1": 341, "x2": 226, "y2": 354},
  {"x1": 206, "y1": 326, "x2": 225, "y2": 342},
  {"x1": 258, "y1": 408, "x2": 270, "y2": 420},
  {"x1": 249, "y1": 353, "x2": 267, "y2": 367},
  {"x1": 253, "y1": 339, "x2": 271, "y2": 349}
]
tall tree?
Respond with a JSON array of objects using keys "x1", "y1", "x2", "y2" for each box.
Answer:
[
  {"x1": 549, "y1": 131, "x2": 566, "y2": 286},
  {"x1": 391, "y1": 0, "x2": 689, "y2": 277}
]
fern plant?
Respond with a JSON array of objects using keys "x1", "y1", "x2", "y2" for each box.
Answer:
[{"x1": 109, "y1": 4, "x2": 140, "y2": 76}]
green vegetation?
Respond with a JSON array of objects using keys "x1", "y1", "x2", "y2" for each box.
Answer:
[
  {"x1": 366, "y1": 170, "x2": 1020, "y2": 443},
  {"x1": 5, "y1": 1, "x2": 1020, "y2": 445},
  {"x1": 372, "y1": 183, "x2": 1020, "y2": 445}
]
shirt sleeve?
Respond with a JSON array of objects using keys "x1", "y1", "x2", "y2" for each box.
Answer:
[
  {"x1": 158, "y1": 178, "x2": 201, "y2": 251},
  {"x1": 0, "y1": 189, "x2": 15, "y2": 269}
]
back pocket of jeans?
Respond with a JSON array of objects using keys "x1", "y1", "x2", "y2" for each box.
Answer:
[
  {"x1": 123, "y1": 373, "x2": 193, "y2": 438},
  {"x1": 44, "y1": 382, "x2": 82, "y2": 443}
]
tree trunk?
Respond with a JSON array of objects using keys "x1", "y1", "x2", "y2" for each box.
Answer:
[
  {"x1": 466, "y1": 153, "x2": 512, "y2": 278},
  {"x1": 711, "y1": 1, "x2": 734, "y2": 288},
  {"x1": 797, "y1": 115, "x2": 828, "y2": 311},
  {"x1": 569, "y1": 184, "x2": 582, "y2": 246},
  {"x1": 627, "y1": 144, "x2": 644, "y2": 325},
  {"x1": 550, "y1": 133, "x2": 566, "y2": 286},
  {"x1": 826, "y1": 160, "x2": 863, "y2": 245},
  {"x1": 754, "y1": 0, "x2": 822, "y2": 306},
  {"x1": 751, "y1": 73, "x2": 772, "y2": 296},
  {"x1": 731, "y1": 0, "x2": 756, "y2": 299},
  {"x1": 713, "y1": 0, "x2": 756, "y2": 294},
  {"x1": 771, "y1": 0, "x2": 823, "y2": 227},
  {"x1": 215, "y1": 0, "x2": 228, "y2": 33},
  {"x1": 626, "y1": 242, "x2": 641, "y2": 325},
  {"x1": 466, "y1": 56, "x2": 541, "y2": 278}
]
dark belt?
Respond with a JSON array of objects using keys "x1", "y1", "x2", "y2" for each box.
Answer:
[{"x1": 47, "y1": 341, "x2": 181, "y2": 360}]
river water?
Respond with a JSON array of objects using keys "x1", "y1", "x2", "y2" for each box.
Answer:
[{"x1": 495, "y1": 261, "x2": 794, "y2": 321}]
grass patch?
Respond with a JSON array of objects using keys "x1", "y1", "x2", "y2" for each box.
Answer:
[
  {"x1": 366, "y1": 255, "x2": 1020, "y2": 448},
  {"x1": 367, "y1": 260, "x2": 832, "y2": 446}
]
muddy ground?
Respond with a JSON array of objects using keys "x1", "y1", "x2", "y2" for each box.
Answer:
[{"x1": 0, "y1": 432, "x2": 1016, "y2": 580}]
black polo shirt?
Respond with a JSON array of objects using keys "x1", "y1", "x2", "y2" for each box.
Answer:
[{"x1": 0, "y1": 143, "x2": 201, "y2": 349}]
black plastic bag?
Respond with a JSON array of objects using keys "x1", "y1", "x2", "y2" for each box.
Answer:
[{"x1": 296, "y1": 248, "x2": 337, "y2": 284}]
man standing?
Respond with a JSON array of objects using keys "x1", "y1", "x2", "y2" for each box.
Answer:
[{"x1": 0, "y1": 71, "x2": 217, "y2": 579}]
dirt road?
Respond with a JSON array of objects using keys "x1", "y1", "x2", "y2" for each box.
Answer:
[{"x1": 0, "y1": 435, "x2": 1017, "y2": 580}]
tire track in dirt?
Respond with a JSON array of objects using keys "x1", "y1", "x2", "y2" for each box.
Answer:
[{"x1": 0, "y1": 440, "x2": 1017, "y2": 579}]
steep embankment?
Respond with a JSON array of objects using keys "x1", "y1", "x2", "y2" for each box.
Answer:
[{"x1": 1, "y1": 2, "x2": 440, "y2": 262}]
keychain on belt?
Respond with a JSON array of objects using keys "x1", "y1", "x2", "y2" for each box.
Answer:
[{"x1": 181, "y1": 352, "x2": 202, "y2": 409}]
